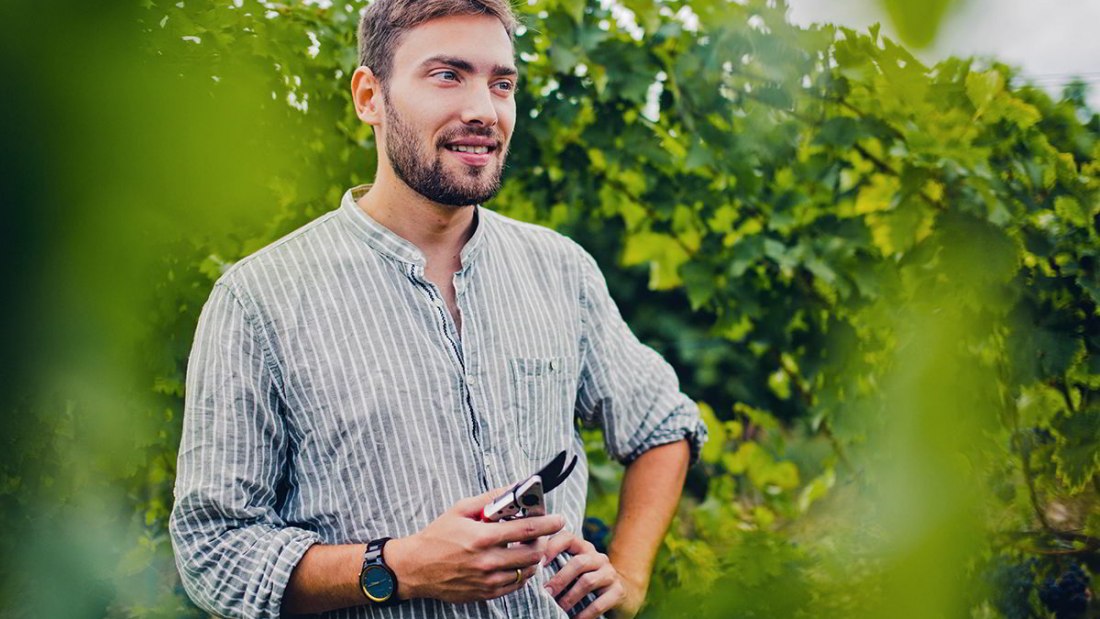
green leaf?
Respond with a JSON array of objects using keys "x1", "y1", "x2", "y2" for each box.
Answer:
[
  {"x1": 559, "y1": 0, "x2": 585, "y2": 25},
  {"x1": 1078, "y1": 270, "x2": 1100, "y2": 306},
  {"x1": 853, "y1": 174, "x2": 900, "y2": 215},
  {"x1": 965, "y1": 70, "x2": 1003, "y2": 115},
  {"x1": 698, "y1": 402, "x2": 726, "y2": 465},
  {"x1": 1054, "y1": 196, "x2": 1088, "y2": 228},
  {"x1": 723, "y1": 442, "x2": 800, "y2": 490},
  {"x1": 797, "y1": 468, "x2": 835, "y2": 513},
  {"x1": 680, "y1": 262, "x2": 716, "y2": 310},
  {"x1": 814, "y1": 117, "x2": 861, "y2": 149},
  {"x1": 598, "y1": 183, "x2": 647, "y2": 229},
  {"x1": 865, "y1": 198, "x2": 931, "y2": 256},
  {"x1": 728, "y1": 236, "x2": 765, "y2": 278},
  {"x1": 684, "y1": 139, "x2": 714, "y2": 171},
  {"x1": 1035, "y1": 328, "x2": 1083, "y2": 378},
  {"x1": 550, "y1": 44, "x2": 580, "y2": 74},
  {"x1": 621, "y1": 231, "x2": 689, "y2": 290},
  {"x1": 1016, "y1": 384, "x2": 1067, "y2": 428},
  {"x1": 1052, "y1": 405, "x2": 1100, "y2": 492},
  {"x1": 989, "y1": 95, "x2": 1041, "y2": 129},
  {"x1": 880, "y1": 0, "x2": 958, "y2": 48},
  {"x1": 763, "y1": 238, "x2": 798, "y2": 272},
  {"x1": 754, "y1": 83, "x2": 793, "y2": 110}
]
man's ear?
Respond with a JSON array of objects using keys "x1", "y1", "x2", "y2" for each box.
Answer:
[{"x1": 351, "y1": 66, "x2": 383, "y2": 126}]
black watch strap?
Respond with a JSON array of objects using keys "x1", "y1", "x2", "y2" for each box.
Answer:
[{"x1": 360, "y1": 537, "x2": 401, "y2": 606}]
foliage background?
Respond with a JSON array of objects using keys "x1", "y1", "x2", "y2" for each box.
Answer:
[{"x1": 0, "y1": 0, "x2": 1097, "y2": 617}]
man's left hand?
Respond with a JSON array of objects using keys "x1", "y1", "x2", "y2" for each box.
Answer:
[{"x1": 543, "y1": 531, "x2": 643, "y2": 619}]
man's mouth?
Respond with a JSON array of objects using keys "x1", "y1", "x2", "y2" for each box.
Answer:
[
  {"x1": 441, "y1": 134, "x2": 500, "y2": 156},
  {"x1": 441, "y1": 136, "x2": 501, "y2": 168},
  {"x1": 445, "y1": 144, "x2": 493, "y2": 154}
]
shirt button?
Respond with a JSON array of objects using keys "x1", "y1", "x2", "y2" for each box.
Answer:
[
  {"x1": 466, "y1": 375, "x2": 477, "y2": 387},
  {"x1": 550, "y1": 359, "x2": 559, "y2": 371},
  {"x1": 433, "y1": 298, "x2": 445, "y2": 308}
]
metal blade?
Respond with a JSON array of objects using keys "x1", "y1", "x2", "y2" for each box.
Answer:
[
  {"x1": 538, "y1": 450, "x2": 578, "y2": 494},
  {"x1": 534, "y1": 450, "x2": 568, "y2": 485}
]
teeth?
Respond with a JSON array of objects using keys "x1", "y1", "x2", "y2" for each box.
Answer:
[{"x1": 449, "y1": 145, "x2": 490, "y2": 154}]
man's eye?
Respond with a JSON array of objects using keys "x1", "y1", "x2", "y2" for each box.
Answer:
[
  {"x1": 435, "y1": 70, "x2": 458, "y2": 81},
  {"x1": 494, "y1": 81, "x2": 514, "y2": 92}
]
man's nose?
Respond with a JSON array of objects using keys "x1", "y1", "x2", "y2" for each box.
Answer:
[{"x1": 459, "y1": 83, "x2": 499, "y2": 127}]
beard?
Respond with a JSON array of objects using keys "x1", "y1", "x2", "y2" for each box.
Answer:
[{"x1": 382, "y1": 92, "x2": 508, "y2": 207}]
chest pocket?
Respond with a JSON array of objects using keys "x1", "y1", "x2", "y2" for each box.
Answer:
[{"x1": 509, "y1": 356, "x2": 577, "y2": 460}]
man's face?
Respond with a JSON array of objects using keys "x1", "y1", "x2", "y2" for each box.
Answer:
[{"x1": 379, "y1": 14, "x2": 517, "y2": 207}]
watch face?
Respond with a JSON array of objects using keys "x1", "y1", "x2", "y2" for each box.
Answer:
[{"x1": 360, "y1": 564, "x2": 395, "y2": 603}]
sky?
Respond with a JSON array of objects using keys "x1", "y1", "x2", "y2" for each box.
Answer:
[{"x1": 785, "y1": 0, "x2": 1100, "y2": 110}]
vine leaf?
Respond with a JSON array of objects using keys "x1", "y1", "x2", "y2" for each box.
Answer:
[
  {"x1": 1052, "y1": 405, "x2": 1100, "y2": 492},
  {"x1": 621, "y1": 231, "x2": 691, "y2": 290},
  {"x1": 879, "y1": 0, "x2": 958, "y2": 48}
]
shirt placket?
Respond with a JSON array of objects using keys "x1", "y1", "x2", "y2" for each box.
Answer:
[
  {"x1": 459, "y1": 266, "x2": 526, "y2": 619},
  {"x1": 407, "y1": 263, "x2": 492, "y2": 493}
]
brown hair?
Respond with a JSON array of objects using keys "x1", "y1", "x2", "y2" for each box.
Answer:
[{"x1": 357, "y1": 0, "x2": 518, "y2": 79}]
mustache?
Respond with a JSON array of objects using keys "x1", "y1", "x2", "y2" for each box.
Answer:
[{"x1": 435, "y1": 125, "x2": 504, "y2": 148}]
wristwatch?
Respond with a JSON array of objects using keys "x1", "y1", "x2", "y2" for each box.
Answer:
[{"x1": 359, "y1": 537, "x2": 400, "y2": 606}]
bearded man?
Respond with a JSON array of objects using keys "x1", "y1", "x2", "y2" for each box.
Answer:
[{"x1": 169, "y1": 1, "x2": 706, "y2": 617}]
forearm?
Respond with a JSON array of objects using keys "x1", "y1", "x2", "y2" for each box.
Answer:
[
  {"x1": 282, "y1": 539, "x2": 427, "y2": 614},
  {"x1": 282, "y1": 496, "x2": 565, "y2": 614},
  {"x1": 282, "y1": 543, "x2": 365, "y2": 615},
  {"x1": 607, "y1": 440, "x2": 690, "y2": 590},
  {"x1": 170, "y1": 495, "x2": 322, "y2": 617}
]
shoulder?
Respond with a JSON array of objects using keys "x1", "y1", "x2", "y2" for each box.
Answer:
[{"x1": 213, "y1": 210, "x2": 345, "y2": 301}]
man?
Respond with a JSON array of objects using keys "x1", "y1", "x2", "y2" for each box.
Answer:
[{"x1": 169, "y1": 1, "x2": 706, "y2": 617}]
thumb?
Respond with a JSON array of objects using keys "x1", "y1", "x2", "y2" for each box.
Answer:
[{"x1": 452, "y1": 484, "x2": 513, "y2": 518}]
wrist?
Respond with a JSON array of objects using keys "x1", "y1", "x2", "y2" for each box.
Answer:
[
  {"x1": 382, "y1": 535, "x2": 420, "y2": 600},
  {"x1": 608, "y1": 554, "x2": 650, "y2": 593},
  {"x1": 359, "y1": 537, "x2": 403, "y2": 606},
  {"x1": 609, "y1": 559, "x2": 649, "y2": 615},
  {"x1": 620, "y1": 569, "x2": 649, "y2": 594}
]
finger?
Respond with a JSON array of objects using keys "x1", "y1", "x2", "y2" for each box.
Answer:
[
  {"x1": 505, "y1": 536, "x2": 549, "y2": 564},
  {"x1": 493, "y1": 514, "x2": 565, "y2": 545},
  {"x1": 527, "y1": 536, "x2": 548, "y2": 560},
  {"x1": 543, "y1": 530, "x2": 583, "y2": 566},
  {"x1": 452, "y1": 485, "x2": 513, "y2": 518},
  {"x1": 574, "y1": 581, "x2": 626, "y2": 619},
  {"x1": 468, "y1": 517, "x2": 557, "y2": 554},
  {"x1": 486, "y1": 563, "x2": 539, "y2": 599},
  {"x1": 545, "y1": 551, "x2": 601, "y2": 598},
  {"x1": 489, "y1": 544, "x2": 546, "y2": 570},
  {"x1": 556, "y1": 563, "x2": 616, "y2": 611},
  {"x1": 489, "y1": 563, "x2": 539, "y2": 589}
]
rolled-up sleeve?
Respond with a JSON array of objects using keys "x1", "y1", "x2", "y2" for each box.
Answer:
[
  {"x1": 573, "y1": 252, "x2": 708, "y2": 465},
  {"x1": 169, "y1": 282, "x2": 320, "y2": 618}
]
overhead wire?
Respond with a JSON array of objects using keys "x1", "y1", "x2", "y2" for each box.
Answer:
[{"x1": 1019, "y1": 71, "x2": 1100, "y2": 85}]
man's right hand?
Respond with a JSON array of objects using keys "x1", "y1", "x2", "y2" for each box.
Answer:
[{"x1": 384, "y1": 488, "x2": 566, "y2": 603}]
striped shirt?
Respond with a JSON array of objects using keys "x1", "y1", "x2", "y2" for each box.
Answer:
[{"x1": 170, "y1": 185, "x2": 706, "y2": 619}]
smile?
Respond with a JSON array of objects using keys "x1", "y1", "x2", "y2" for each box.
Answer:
[{"x1": 445, "y1": 144, "x2": 493, "y2": 154}]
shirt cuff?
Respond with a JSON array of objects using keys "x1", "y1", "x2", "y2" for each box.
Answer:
[
  {"x1": 262, "y1": 529, "x2": 322, "y2": 618},
  {"x1": 621, "y1": 405, "x2": 709, "y2": 466}
]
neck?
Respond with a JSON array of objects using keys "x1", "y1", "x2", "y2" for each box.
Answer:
[{"x1": 356, "y1": 167, "x2": 477, "y2": 261}]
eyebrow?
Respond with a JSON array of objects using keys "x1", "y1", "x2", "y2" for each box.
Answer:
[{"x1": 419, "y1": 55, "x2": 518, "y2": 78}]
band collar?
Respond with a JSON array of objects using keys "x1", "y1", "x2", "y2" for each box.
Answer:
[{"x1": 337, "y1": 185, "x2": 489, "y2": 268}]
